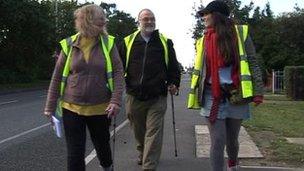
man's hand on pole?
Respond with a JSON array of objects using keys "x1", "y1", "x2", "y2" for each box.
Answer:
[{"x1": 168, "y1": 84, "x2": 178, "y2": 95}]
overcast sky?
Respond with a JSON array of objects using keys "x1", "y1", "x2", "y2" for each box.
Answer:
[{"x1": 77, "y1": 0, "x2": 304, "y2": 67}]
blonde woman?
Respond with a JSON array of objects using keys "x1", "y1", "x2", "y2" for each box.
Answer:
[{"x1": 44, "y1": 4, "x2": 124, "y2": 171}]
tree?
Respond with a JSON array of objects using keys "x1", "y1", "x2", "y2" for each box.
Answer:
[
  {"x1": 0, "y1": 0, "x2": 57, "y2": 82},
  {"x1": 192, "y1": 3, "x2": 205, "y2": 40},
  {"x1": 224, "y1": 0, "x2": 254, "y2": 24},
  {"x1": 249, "y1": 3, "x2": 278, "y2": 74},
  {"x1": 275, "y1": 8, "x2": 304, "y2": 68},
  {"x1": 100, "y1": 2, "x2": 137, "y2": 42},
  {"x1": 0, "y1": 0, "x2": 137, "y2": 84}
]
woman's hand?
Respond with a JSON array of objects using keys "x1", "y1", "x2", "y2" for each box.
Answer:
[
  {"x1": 105, "y1": 103, "x2": 120, "y2": 118},
  {"x1": 168, "y1": 84, "x2": 178, "y2": 95},
  {"x1": 44, "y1": 111, "x2": 54, "y2": 126},
  {"x1": 253, "y1": 95, "x2": 263, "y2": 106}
]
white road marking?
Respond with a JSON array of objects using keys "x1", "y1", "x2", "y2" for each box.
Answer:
[
  {"x1": 85, "y1": 119, "x2": 129, "y2": 165},
  {"x1": 0, "y1": 100, "x2": 18, "y2": 106},
  {"x1": 0, "y1": 117, "x2": 129, "y2": 166},
  {"x1": 0, "y1": 123, "x2": 51, "y2": 145}
]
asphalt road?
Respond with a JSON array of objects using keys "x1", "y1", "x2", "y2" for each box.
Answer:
[
  {"x1": 1, "y1": 75, "x2": 300, "y2": 171},
  {"x1": 0, "y1": 90, "x2": 127, "y2": 171}
]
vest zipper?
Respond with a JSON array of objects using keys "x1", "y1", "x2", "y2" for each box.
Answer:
[{"x1": 139, "y1": 43, "x2": 148, "y2": 85}]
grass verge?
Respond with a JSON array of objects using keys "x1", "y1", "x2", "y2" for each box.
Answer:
[{"x1": 242, "y1": 94, "x2": 304, "y2": 167}]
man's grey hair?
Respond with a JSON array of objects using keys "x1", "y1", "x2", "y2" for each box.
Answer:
[{"x1": 137, "y1": 8, "x2": 154, "y2": 21}]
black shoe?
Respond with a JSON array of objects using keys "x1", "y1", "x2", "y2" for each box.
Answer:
[{"x1": 137, "y1": 155, "x2": 143, "y2": 165}]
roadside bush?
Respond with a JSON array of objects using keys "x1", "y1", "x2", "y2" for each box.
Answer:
[{"x1": 284, "y1": 66, "x2": 304, "y2": 100}]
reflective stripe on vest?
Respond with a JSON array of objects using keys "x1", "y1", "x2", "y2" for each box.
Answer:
[
  {"x1": 59, "y1": 33, "x2": 115, "y2": 97},
  {"x1": 235, "y1": 25, "x2": 253, "y2": 98},
  {"x1": 187, "y1": 37, "x2": 204, "y2": 109},
  {"x1": 187, "y1": 25, "x2": 253, "y2": 109},
  {"x1": 123, "y1": 31, "x2": 169, "y2": 73}
]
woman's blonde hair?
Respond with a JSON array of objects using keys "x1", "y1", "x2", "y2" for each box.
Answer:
[{"x1": 74, "y1": 4, "x2": 108, "y2": 37}]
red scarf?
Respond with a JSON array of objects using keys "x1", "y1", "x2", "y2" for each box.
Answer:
[
  {"x1": 205, "y1": 28, "x2": 224, "y2": 99},
  {"x1": 205, "y1": 27, "x2": 240, "y2": 98},
  {"x1": 205, "y1": 27, "x2": 239, "y2": 123}
]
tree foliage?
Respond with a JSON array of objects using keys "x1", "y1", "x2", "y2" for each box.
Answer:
[
  {"x1": 0, "y1": 0, "x2": 137, "y2": 84},
  {"x1": 101, "y1": 2, "x2": 137, "y2": 42},
  {"x1": 192, "y1": 3, "x2": 205, "y2": 40}
]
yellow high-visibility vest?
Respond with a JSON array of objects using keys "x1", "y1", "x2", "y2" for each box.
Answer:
[
  {"x1": 123, "y1": 30, "x2": 169, "y2": 73},
  {"x1": 187, "y1": 25, "x2": 253, "y2": 109},
  {"x1": 56, "y1": 33, "x2": 115, "y2": 116}
]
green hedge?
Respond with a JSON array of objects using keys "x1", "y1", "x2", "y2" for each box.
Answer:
[{"x1": 284, "y1": 66, "x2": 304, "y2": 100}]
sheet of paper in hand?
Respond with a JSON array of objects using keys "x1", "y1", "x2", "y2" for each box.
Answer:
[{"x1": 52, "y1": 115, "x2": 62, "y2": 138}]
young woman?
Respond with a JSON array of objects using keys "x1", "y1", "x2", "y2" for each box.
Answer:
[{"x1": 188, "y1": 1, "x2": 264, "y2": 171}]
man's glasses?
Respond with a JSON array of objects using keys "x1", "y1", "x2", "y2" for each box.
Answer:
[{"x1": 140, "y1": 17, "x2": 155, "y2": 22}]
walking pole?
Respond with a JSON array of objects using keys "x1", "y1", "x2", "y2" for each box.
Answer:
[
  {"x1": 170, "y1": 94, "x2": 178, "y2": 157},
  {"x1": 112, "y1": 116, "x2": 116, "y2": 170}
]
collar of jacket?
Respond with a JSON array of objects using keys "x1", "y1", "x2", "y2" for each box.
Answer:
[
  {"x1": 71, "y1": 34, "x2": 99, "y2": 49},
  {"x1": 136, "y1": 29, "x2": 160, "y2": 42}
]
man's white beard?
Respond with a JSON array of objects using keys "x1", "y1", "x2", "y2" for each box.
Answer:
[{"x1": 144, "y1": 26, "x2": 155, "y2": 33}]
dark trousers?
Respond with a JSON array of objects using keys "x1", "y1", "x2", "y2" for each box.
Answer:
[{"x1": 62, "y1": 109, "x2": 112, "y2": 171}]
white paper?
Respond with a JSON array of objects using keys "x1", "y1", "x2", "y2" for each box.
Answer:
[{"x1": 52, "y1": 116, "x2": 62, "y2": 138}]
